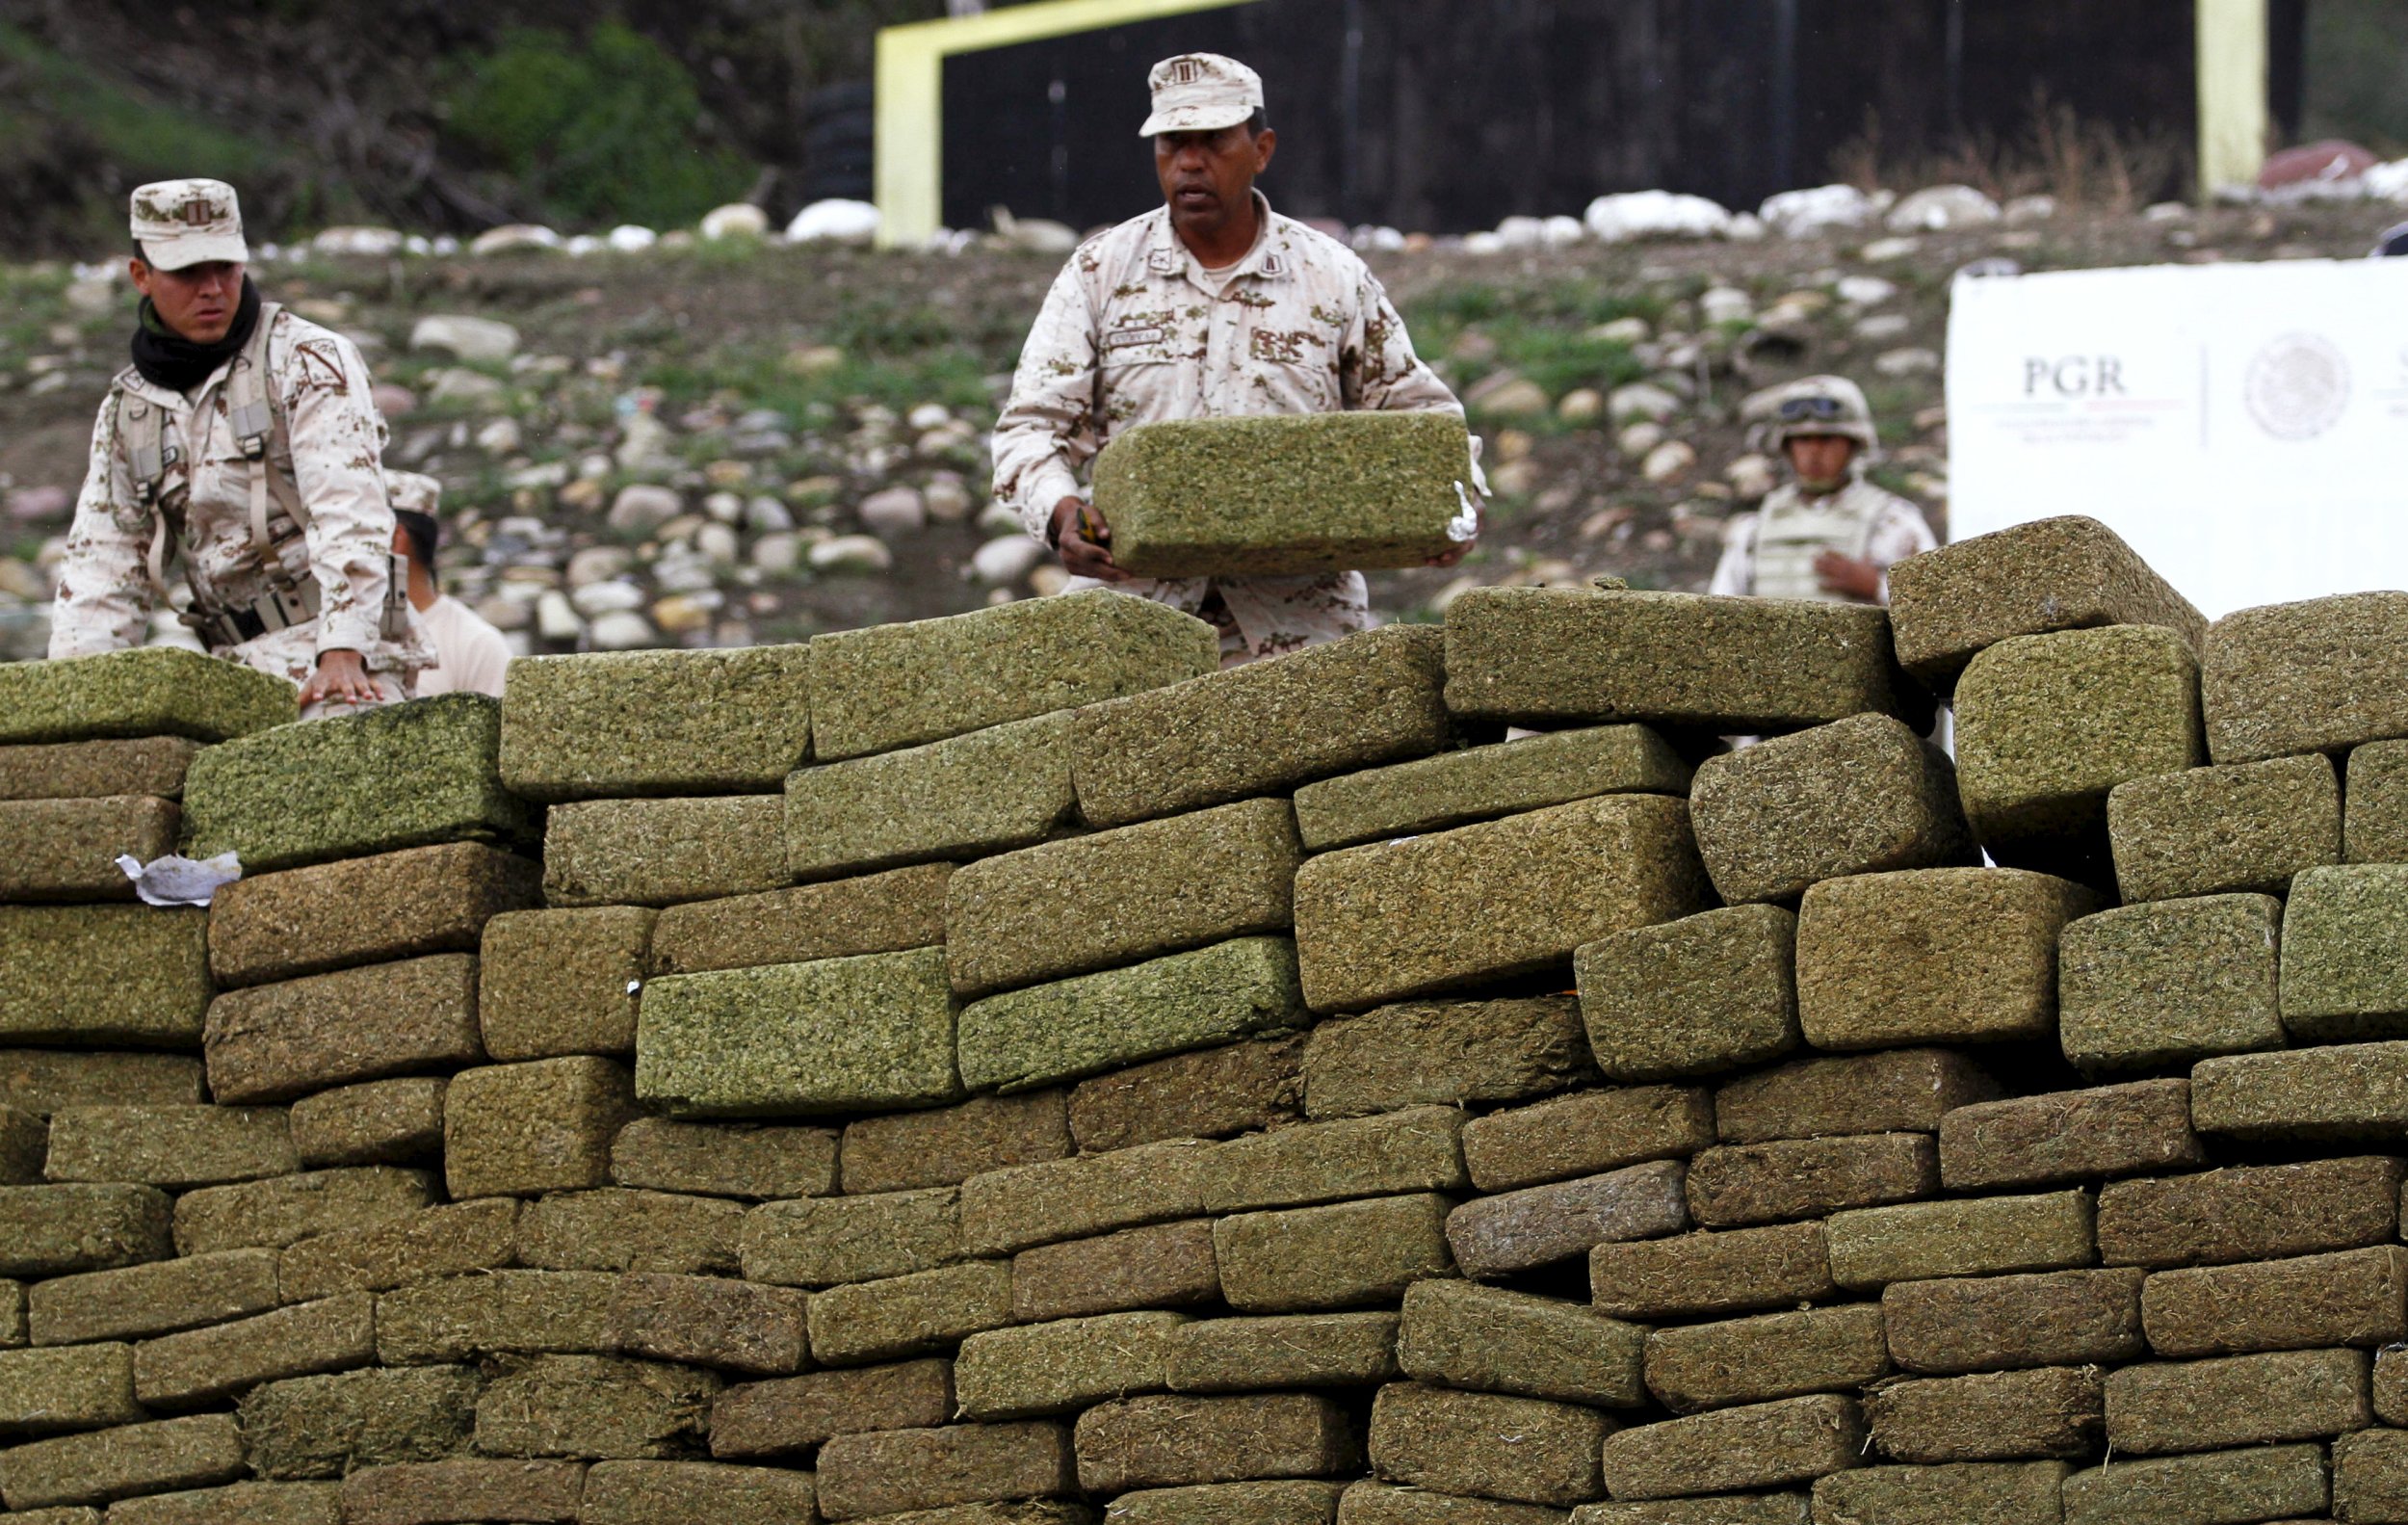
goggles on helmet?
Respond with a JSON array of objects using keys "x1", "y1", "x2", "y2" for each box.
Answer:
[{"x1": 1777, "y1": 394, "x2": 1849, "y2": 423}]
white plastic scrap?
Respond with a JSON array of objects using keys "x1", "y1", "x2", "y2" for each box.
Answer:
[{"x1": 115, "y1": 852, "x2": 243, "y2": 907}]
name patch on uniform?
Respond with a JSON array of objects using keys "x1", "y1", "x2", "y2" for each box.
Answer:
[{"x1": 1106, "y1": 326, "x2": 1166, "y2": 350}]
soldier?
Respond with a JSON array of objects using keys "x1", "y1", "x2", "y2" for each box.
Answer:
[
  {"x1": 49, "y1": 179, "x2": 428, "y2": 715},
  {"x1": 991, "y1": 53, "x2": 1478, "y2": 665},
  {"x1": 1710, "y1": 375, "x2": 1935, "y2": 603},
  {"x1": 387, "y1": 471, "x2": 511, "y2": 698}
]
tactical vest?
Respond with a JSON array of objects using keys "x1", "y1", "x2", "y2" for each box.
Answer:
[
  {"x1": 111, "y1": 305, "x2": 404, "y2": 648},
  {"x1": 1750, "y1": 485, "x2": 1885, "y2": 602}
]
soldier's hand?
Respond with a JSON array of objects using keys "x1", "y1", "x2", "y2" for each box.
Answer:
[
  {"x1": 299, "y1": 649, "x2": 381, "y2": 709},
  {"x1": 1813, "y1": 551, "x2": 1885, "y2": 601},
  {"x1": 1050, "y1": 496, "x2": 1131, "y2": 583}
]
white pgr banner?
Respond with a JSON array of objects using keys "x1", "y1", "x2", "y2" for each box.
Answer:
[{"x1": 1946, "y1": 258, "x2": 2408, "y2": 619}]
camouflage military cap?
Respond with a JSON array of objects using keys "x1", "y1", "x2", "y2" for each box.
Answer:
[
  {"x1": 131, "y1": 179, "x2": 249, "y2": 271},
  {"x1": 1140, "y1": 53, "x2": 1264, "y2": 137}
]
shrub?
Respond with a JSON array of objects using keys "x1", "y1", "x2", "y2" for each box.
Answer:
[{"x1": 442, "y1": 22, "x2": 755, "y2": 228}]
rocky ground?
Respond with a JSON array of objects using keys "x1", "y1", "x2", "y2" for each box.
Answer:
[{"x1": 0, "y1": 200, "x2": 2385, "y2": 663}]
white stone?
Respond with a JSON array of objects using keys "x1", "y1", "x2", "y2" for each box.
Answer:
[
  {"x1": 1859, "y1": 236, "x2": 1923, "y2": 262},
  {"x1": 788, "y1": 199, "x2": 883, "y2": 244},
  {"x1": 565, "y1": 547, "x2": 633, "y2": 588},
  {"x1": 784, "y1": 345, "x2": 846, "y2": 375},
  {"x1": 746, "y1": 497, "x2": 794, "y2": 533},
  {"x1": 1488, "y1": 460, "x2": 1536, "y2": 499},
  {"x1": 589, "y1": 611, "x2": 658, "y2": 650},
  {"x1": 695, "y1": 523, "x2": 742, "y2": 565},
  {"x1": 1727, "y1": 212, "x2": 1768, "y2": 241},
  {"x1": 1584, "y1": 190, "x2": 1733, "y2": 242},
  {"x1": 0, "y1": 559, "x2": 47, "y2": 600},
  {"x1": 1617, "y1": 422, "x2": 1665, "y2": 460},
  {"x1": 475, "y1": 418, "x2": 523, "y2": 455},
  {"x1": 1699, "y1": 287, "x2": 1754, "y2": 326},
  {"x1": 906, "y1": 403, "x2": 953, "y2": 431},
  {"x1": 1886, "y1": 184, "x2": 2002, "y2": 231},
  {"x1": 1874, "y1": 346, "x2": 1942, "y2": 378},
  {"x1": 1589, "y1": 316, "x2": 1652, "y2": 345},
  {"x1": 476, "y1": 595, "x2": 532, "y2": 633},
  {"x1": 1609, "y1": 382, "x2": 1682, "y2": 424},
  {"x1": 470, "y1": 224, "x2": 562, "y2": 256},
  {"x1": 1725, "y1": 454, "x2": 1779, "y2": 501},
  {"x1": 972, "y1": 536, "x2": 1045, "y2": 586},
  {"x1": 536, "y1": 591, "x2": 584, "y2": 642},
  {"x1": 608, "y1": 485, "x2": 682, "y2": 536},
  {"x1": 427, "y1": 370, "x2": 507, "y2": 405},
  {"x1": 2367, "y1": 159, "x2": 2408, "y2": 202},
  {"x1": 563, "y1": 236, "x2": 602, "y2": 257},
  {"x1": 809, "y1": 535, "x2": 894, "y2": 574},
  {"x1": 1030, "y1": 566, "x2": 1073, "y2": 598},
  {"x1": 704, "y1": 491, "x2": 746, "y2": 525},
  {"x1": 652, "y1": 593, "x2": 715, "y2": 635},
  {"x1": 1642, "y1": 440, "x2": 1697, "y2": 484},
  {"x1": 2003, "y1": 195, "x2": 2059, "y2": 224},
  {"x1": 1557, "y1": 389, "x2": 1604, "y2": 424},
  {"x1": 1466, "y1": 374, "x2": 1551, "y2": 419},
  {"x1": 857, "y1": 486, "x2": 928, "y2": 536},
  {"x1": 411, "y1": 315, "x2": 520, "y2": 363},
  {"x1": 313, "y1": 226, "x2": 405, "y2": 257},
  {"x1": 1853, "y1": 312, "x2": 1911, "y2": 340},
  {"x1": 651, "y1": 544, "x2": 718, "y2": 593},
  {"x1": 1758, "y1": 184, "x2": 1879, "y2": 239},
  {"x1": 699, "y1": 203, "x2": 771, "y2": 240},
  {"x1": 571, "y1": 581, "x2": 647, "y2": 618},
  {"x1": 922, "y1": 475, "x2": 975, "y2": 523},
  {"x1": 614, "y1": 413, "x2": 675, "y2": 475},
  {"x1": 979, "y1": 501, "x2": 1025, "y2": 537},
  {"x1": 607, "y1": 225, "x2": 659, "y2": 251},
  {"x1": 750, "y1": 533, "x2": 802, "y2": 574},
  {"x1": 1836, "y1": 275, "x2": 1898, "y2": 306},
  {"x1": 1495, "y1": 215, "x2": 1582, "y2": 250},
  {"x1": 64, "y1": 279, "x2": 116, "y2": 316},
  {"x1": 509, "y1": 469, "x2": 572, "y2": 502},
  {"x1": 993, "y1": 209, "x2": 1079, "y2": 253}
]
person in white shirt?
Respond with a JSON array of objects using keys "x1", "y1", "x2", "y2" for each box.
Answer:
[{"x1": 387, "y1": 471, "x2": 511, "y2": 698}]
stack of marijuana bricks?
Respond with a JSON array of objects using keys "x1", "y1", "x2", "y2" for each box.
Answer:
[{"x1": 2, "y1": 511, "x2": 2408, "y2": 1525}]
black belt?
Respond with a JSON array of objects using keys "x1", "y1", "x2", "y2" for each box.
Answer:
[{"x1": 191, "y1": 582, "x2": 320, "y2": 649}]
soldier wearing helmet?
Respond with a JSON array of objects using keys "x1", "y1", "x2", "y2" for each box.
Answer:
[
  {"x1": 49, "y1": 179, "x2": 430, "y2": 715},
  {"x1": 1710, "y1": 374, "x2": 1935, "y2": 603}
]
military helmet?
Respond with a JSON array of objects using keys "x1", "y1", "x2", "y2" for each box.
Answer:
[{"x1": 1766, "y1": 374, "x2": 1877, "y2": 452}]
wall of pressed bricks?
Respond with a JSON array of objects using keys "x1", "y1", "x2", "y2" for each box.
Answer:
[{"x1": 3, "y1": 516, "x2": 2408, "y2": 1525}]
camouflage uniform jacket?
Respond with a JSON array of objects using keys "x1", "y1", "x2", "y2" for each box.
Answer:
[
  {"x1": 49, "y1": 305, "x2": 431, "y2": 694},
  {"x1": 1708, "y1": 478, "x2": 1937, "y2": 603},
  {"x1": 992, "y1": 193, "x2": 1470, "y2": 661}
]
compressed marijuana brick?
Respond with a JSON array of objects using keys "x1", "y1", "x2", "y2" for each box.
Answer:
[
  {"x1": 499, "y1": 644, "x2": 812, "y2": 801},
  {"x1": 1092, "y1": 411, "x2": 1478, "y2": 578}
]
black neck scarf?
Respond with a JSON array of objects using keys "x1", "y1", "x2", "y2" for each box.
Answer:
[{"x1": 129, "y1": 276, "x2": 262, "y2": 393}]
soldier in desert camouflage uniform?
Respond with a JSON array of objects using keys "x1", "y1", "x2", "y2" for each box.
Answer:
[
  {"x1": 991, "y1": 53, "x2": 1478, "y2": 665},
  {"x1": 49, "y1": 179, "x2": 429, "y2": 715},
  {"x1": 1711, "y1": 374, "x2": 1935, "y2": 604}
]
